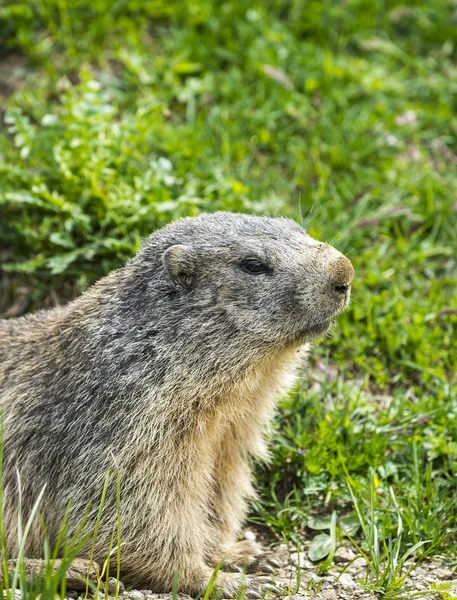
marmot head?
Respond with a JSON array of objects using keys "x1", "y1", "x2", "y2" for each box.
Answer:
[{"x1": 132, "y1": 212, "x2": 353, "y2": 351}]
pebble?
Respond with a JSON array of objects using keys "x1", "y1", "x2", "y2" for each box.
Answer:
[
  {"x1": 333, "y1": 546, "x2": 356, "y2": 564},
  {"x1": 244, "y1": 530, "x2": 257, "y2": 542},
  {"x1": 431, "y1": 567, "x2": 454, "y2": 579},
  {"x1": 337, "y1": 573, "x2": 357, "y2": 589},
  {"x1": 346, "y1": 556, "x2": 366, "y2": 570},
  {"x1": 108, "y1": 578, "x2": 125, "y2": 595},
  {"x1": 125, "y1": 592, "x2": 144, "y2": 600},
  {"x1": 290, "y1": 552, "x2": 314, "y2": 570},
  {"x1": 317, "y1": 590, "x2": 338, "y2": 600},
  {"x1": 4, "y1": 592, "x2": 22, "y2": 600}
]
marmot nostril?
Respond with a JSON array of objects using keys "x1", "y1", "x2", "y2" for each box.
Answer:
[{"x1": 334, "y1": 284, "x2": 350, "y2": 294}]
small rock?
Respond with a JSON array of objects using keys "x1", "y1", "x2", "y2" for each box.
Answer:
[
  {"x1": 346, "y1": 556, "x2": 366, "y2": 571},
  {"x1": 333, "y1": 546, "x2": 356, "y2": 564},
  {"x1": 66, "y1": 592, "x2": 79, "y2": 599},
  {"x1": 337, "y1": 573, "x2": 357, "y2": 589},
  {"x1": 266, "y1": 556, "x2": 281, "y2": 568},
  {"x1": 317, "y1": 590, "x2": 338, "y2": 600},
  {"x1": 107, "y1": 578, "x2": 125, "y2": 595},
  {"x1": 432, "y1": 567, "x2": 454, "y2": 580},
  {"x1": 125, "y1": 592, "x2": 144, "y2": 600},
  {"x1": 395, "y1": 110, "x2": 417, "y2": 127},
  {"x1": 290, "y1": 552, "x2": 314, "y2": 570},
  {"x1": 4, "y1": 591, "x2": 22, "y2": 600},
  {"x1": 244, "y1": 530, "x2": 257, "y2": 542},
  {"x1": 144, "y1": 596, "x2": 191, "y2": 600}
]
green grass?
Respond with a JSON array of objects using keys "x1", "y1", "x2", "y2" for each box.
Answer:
[{"x1": 1, "y1": 0, "x2": 457, "y2": 597}]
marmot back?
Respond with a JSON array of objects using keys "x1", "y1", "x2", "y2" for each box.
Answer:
[{"x1": 0, "y1": 212, "x2": 354, "y2": 596}]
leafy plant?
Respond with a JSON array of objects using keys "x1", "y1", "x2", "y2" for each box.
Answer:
[{"x1": 307, "y1": 512, "x2": 361, "y2": 563}]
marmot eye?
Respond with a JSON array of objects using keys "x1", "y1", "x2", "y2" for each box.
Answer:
[{"x1": 241, "y1": 259, "x2": 270, "y2": 275}]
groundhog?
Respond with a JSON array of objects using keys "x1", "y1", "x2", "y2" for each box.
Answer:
[{"x1": 0, "y1": 212, "x2": 353, "y2": 596}]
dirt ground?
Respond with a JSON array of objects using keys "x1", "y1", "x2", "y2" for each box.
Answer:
[
  {"x1": 103, "y1": 543, "x2": 456, "y2": 600},
  {"x1": 257, "y1": 538, "x2": 457, "y2": 600},
  {"x1": 0, "y1": 53, "x2": 27, "y2": 100},
  {"x1": 58, "y1": 532, "x2": 457, "y2": 600}
]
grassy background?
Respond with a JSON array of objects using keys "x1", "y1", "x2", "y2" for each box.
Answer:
[{"x1": 1, "y1": 0, "x2": 457, "y2": 596}]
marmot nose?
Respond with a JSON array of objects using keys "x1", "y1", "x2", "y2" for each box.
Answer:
[
  {"x1": 334, "y1": 283, "x2": 351, "y2": 295},
  {"x1": 328, "y1": 255, "x2": 354, "y2": 293}
]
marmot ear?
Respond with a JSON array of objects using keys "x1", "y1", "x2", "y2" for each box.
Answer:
[{"x1": 162, "y1": 244, "x2": 196, "y2": 288}]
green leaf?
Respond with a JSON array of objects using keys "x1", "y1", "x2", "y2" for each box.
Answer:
[
  {"x1": 172, "y1": 61, "x2": 203, "y2": 74},
  {"x1": 49, "y1": 232, "x2": 76, "y2": 249},
  {"x1": 308, "y1": 534, "x2": 333, "y2": 562},
  {"x1": 46, "y1": 247, "x2": 95, "y2": 274},
  {"x1": 2, "y1": 257, "x2": 47, "y2": 273},
  {"x1": 307, "y1": 516, "x2": 332, "y2": 531},
  {"x1": 341, "y1": 516, "x2": 361, "y2": 538}
]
